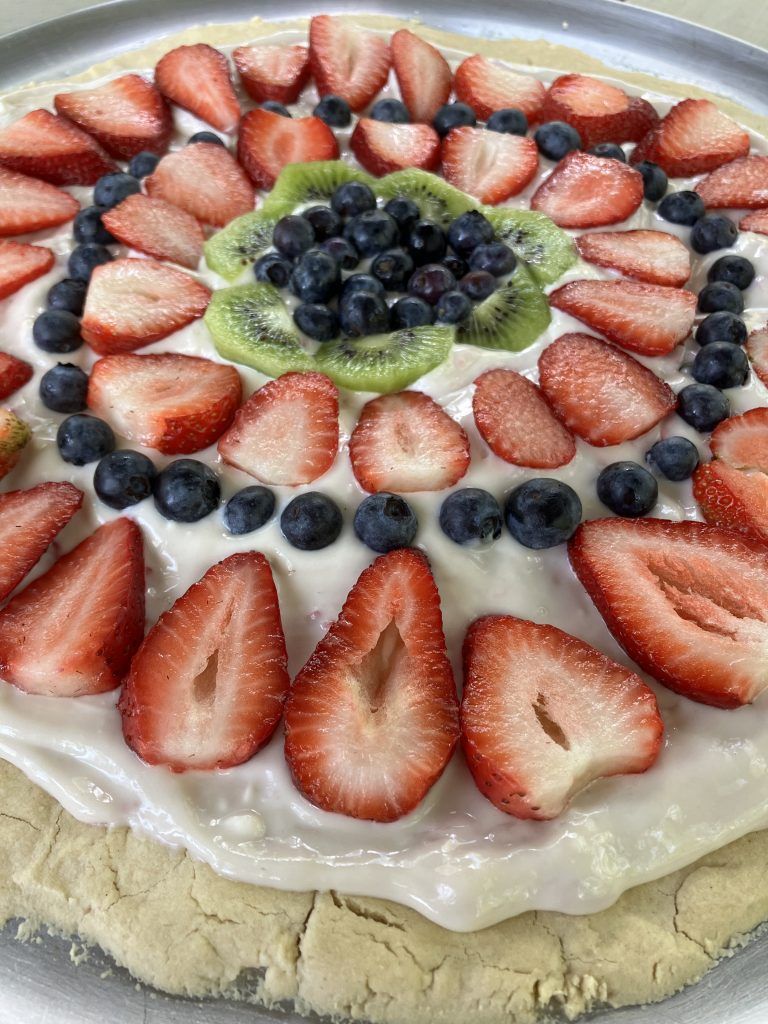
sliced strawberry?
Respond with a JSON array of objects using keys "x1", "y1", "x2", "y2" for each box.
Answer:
[
  {"x1": 102, "y1": 194, "x2": 204, "y2": 269},
  {"x1": 539, "y1": 74, "x2": 658, "y2": 149},
  {"x1": 531, "y1": 151, "x2": 643, "y2": 229},
  {"x1": 441, "y1": 127, "x2": 538, "y2": 205},
  {"x1": 120, "y1": 553, "x2": 289, "y2": 771},
  {"x1": 238, "y1": 109, "x2": 339, "y2": 189},
  {"x1": 233, "y1": 43, "x2": 310, "y2": 104},
  {"x1": 0, "y1": 108, "x2": 116, "y2": 185},
  {"x1": 472, "y1": 368, "x2": 575, "y2": 468},
  {"x1": 453, "y1": 54, "x2": 546, "y2": 122},
  {"x1": 218, "y1": 372, "x2": 338, "y2": 486},
  {"x1": 695, "y1": 155, "x2": 768, "y2": 209},
  {"x1": 0, "y1": 482, "x2": 83, "y2": 602},
  {"x1": 741, "y1": 210, "x2": 768, "y2": 235},
  {"x1": 0, "y1": 352, "x2": 33, "y2": 401},
  {"x1": 631, "y1": 98, "x2": 750, "y2": 177},
  {"x1": 391, "y1": 29, "x2": 451, "y2": 124},
  {"x1": 710, "y1": 408, "x2": 768, "y2": 472},
  {"x1": 549, "y1": 279, "x2": 696, "y2": 356},
  {"x1": 461, "y1": 615, "x2": 662, "y2": 820},
  {"x1": 349, "y1": 391, "x2": 470, "y2": 493},
  {"x1": 746, "y1": 324, "x2": 768, "y2": 384},
  {"x1": 146, "y1": 143, "x2": 253, "y2": 228},
  {"x1": 0, "y1": 517, "x2": 144, "y2": 697},
  {"x1": 693, "y1": 461, "x2": 768, "y2": 545},
  {"x1": 0, "y1": 409, "x2": 29, "y2": 479},
  {"x1": 538, "y1": 333, "x2": 675, "y2": 447},
  {"x1": 284, "y1": 548, "x2": 459, "y2": 822},
  {"x1": 81, "y1": 258, "x2": 211, "y2": 356},
  {"x1": 54, "y1": 74, "x2": 172, "y2": 160},
  {"x1": 0, "y1": 167, "x2": 79, "y2": 238},
  {"x1": 576, "y1": 230, "x2": 691, "y2": 287},
  {"x1": 0, "y1": 241, "x2": 54, "y2": 300},
  {"x1": 309, "y1": 15, "x2": 391, "y2": 112},
  {"x1": 350, "y1": 119, "x2": 440, "y2": 178},
  {"x1": 155, "y1": 43, "x2": 240, "y2": 134}
]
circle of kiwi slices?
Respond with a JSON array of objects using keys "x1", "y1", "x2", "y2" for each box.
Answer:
[
  {"x1": 456, "y1": 262, "x2": 551, "y2": 352},
  {"x1": 484, "y1": 207, "x2": 577, "y2": 286}
]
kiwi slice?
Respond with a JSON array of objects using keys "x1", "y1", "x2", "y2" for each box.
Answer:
[
  {"x1": 204, "y1": 283, "x2": 314, "y2": 377},
  {"x1": 315, "y1": 326, "x2": 454, "y2": 394},
  {"x1": 204, "y1": 209, "x2": 283, "y2": 282},
  {"x1": 262, "y1": 161, "x2": 376, "y2": 214},
  {"x1": 484, "y1": 207, "x2": 577, "y2": 286},
  {"x1": 375, "y1": 169, "x2": 480, "y2": 227},
  {"x1": 457, "y1": 263, "x2": 551, "y2": 352}
]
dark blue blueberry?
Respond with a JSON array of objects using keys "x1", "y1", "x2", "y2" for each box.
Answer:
[
  {"x1": 280, "y1": 491, "x2": 342, "y2": 550},
  {"x1": 389, "y1": 295, "x2": 435, "y2": 329},
  {"x1": 597, "y1": 462, "x2": 658, "y2": 518},
  {"x1": 696, "y1": 311, "x2": 747, "y2": 347},
  {"x1": 371, "y1": 249, "x2": 414, "y2": 291},
  {"x1": 468, "y1": 242, "x2": 516, "y2": 277},
  {"x1": 344, "y1": 210, "x2": 399, "y2": 256},
  {"x1": 153, "y1": 459, "x2": 220, "y2": 522},
  {"x1": 39, "y1": 363, "x2": 89, "y2": 413},
  {"x1": 459, "y1": 270, "x2": 496, "y2": 302},
  {"x1": 293, "y1": 302, "x2": 339, "y2": 342},
  {"x1": 261, "y1": 100, "x2": 291, "y2": 117},
  {"x1": 408, "y1": 263, "x2": 456, "y2": 305},
  {"x1": 93, "y1": 172, "x2": 141, "y2": 209},
  {"x1": 303, "y1": 204, "x2": 343, "y2": 242},
  {"x1": 94, "y1": 449, "x2": 157, "y2": 509},
  {"x1": 319, "y1": 236, "x2": 359, "y2": 270},
  {"x1": 408, "y1": 219, "x2": 447, "y2": 265},
  {"x1": 370, "y1": 98, "x2": 410, "y2": 123},
  {"x1": 254, "y1": 251, "x2": 294, "y2": 288},
  {"x1": 331, "y1": 179, "x2": 377, "y2": 217},
  {"x1": 677, "y1": 384, "x2": 730, "y2": 432},
  {"x1": 73, "y1": 205, "x2": 115, "y2": 245},
  {"x1": 692, "y1": 341, "x2": 749, "y2": 389},
  {"x1": 443, "y1": 252, "x2": 468, "y2": 279},
  {"x1": 223, "y1": 486, "x2": 276, "y2": 534},
  {"x1": 634, "y1": 160, "x2": 668, "y2": 202},
  {"x1": 433, "y1": 101, "x2": 477, "y2": 137},
  {"x1": 339, "y1": 291, "x2": 390, "y2": 338},
  {"x1": 435, "y1": 289, "x2": 472, "y2": 324},
  {"x1": 691, "y1": 214, "x2": 738, "y2": 254},
  {"x1": 707, "y1": 255, "x2": 755, "y2": 291},
  {"x1": 47, "y1": 278, "x2": 87, "y2": 316},
  {"x1": 645, "y1": 436, "x2": 700, "y2": 482},
  {"x1": 56, "y1": 414, "x2": 115, "y2": 466},
  {"x1": 273, "y1": 214, "x2": 315, "y2": 258},
  {"x1": 697, "y1": 281, "x2": 744, "y2": 315},
  {"x1": 439, "y1": 488, "x2": 502, "y2": 546},
  {"x1": 32, "y1": 310, "x2": 82, "y2": 353},
  {"x1": 486, "y1": 107, "x2": 528, "y2": 135},
  {"x1": 534, "y1": 121, "x2": 581, "y2": 160},
  {"x1": 384, "y1": 196, "x2": 420, "y2": 236},
  {"x1": 658, "y1": 190, "x2": 705, "y2": 226},
  {"x1": 289, "y1": 250, "x2": 340, "y2": 303},
  {"x1": 128, "y1": 150, "x2": 160, "y2": 179},
  {"x1": 353, "y1": 492, "x2": 418, "y2": 553},
  {"x1": 188, "y1": 131, "x2": 225, "y2": 146},
  {"x1": 588, "y1": 142, "x2": 626, "y2": 162},
  {"x1": 447, "y1": 210, "x2": 494, "y2": 257},
  {"x1": 313, "y1": 95, "x2": 352, "y2": 128},
  {"x1": 68, "y1": 243, "x2": 113, "y2": 283},
  {"x1": 504, "y1": 478, "x2": 582, "y2": 549},
  {"x1": 341, "y1": 273, "x2": 386, "y2": 301}
]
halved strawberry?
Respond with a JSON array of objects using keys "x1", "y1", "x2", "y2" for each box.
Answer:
[
  {"x1": 538, "y1": 333, "x2": 676, "y2": 447},
  {"x1": 350, "y1": 119, "x2": 440, "y2": 177},
  {"x1": 576, "y1": 230, "x2": 691, "y2": 287},
  {"x1": 0, "y1": 241, "x2": 54, "y2": 300},
  {"x1": 238, "y1": 108, "x2": 340, "y2": 189},
  {"x1": 531, "y1": 151, "x2": 643, "y2": 228},
  {"x1": 741, "y1": 210, "x2": 768, "y2": 235},
  {"x1": 309, "y1": 15, "x2": 391, "y2": 112},
  {"x1": 218, "y1": 372, "x2": 338, "y2": 486},
  {"x1": 453, "y1": 54, "x2": 546, "y2": 122},
  {"x1": 631, "y1": 98, "x2": 750, "y2": 178},
  {"x1": 89, "y1": 353, "x2": 241, "y2": 455},
  {"x1": 349, "y1": 391, "x2": 470, "y2": 493},
  {"x1": 54, "y1": 74, "x2": 172, "y2": 160},
  {"x1": 569, "y1": 516, "x2": 768, "y2": 708},
  {"x1": 472, "y1": 368, "x2": 575, "y2": 468},
  {"x1": 233, "y1": 43, "x2": 310, "y2": 104},
  {"x1": 0, "y1": 167, "x2": 79, "y2": 238},
  {"x1": 81, "y1": 258, "x2": 211, "y2": 355},
  {"x1": 102, "y1": 194, "x2": 204, "y2": 269},
  {"x1": 549, "y1": 279, "x2": 696, "y2": 356},
  {"x1": 284, "y1": 548, "x2": 459, "y2": 822},
  {"x1": 0, "y1": 409, "x2": 29, "y2": 479},
  {"x1": 391, "y1": 29, "x2": 451, "y2": 124},
  {"x1": 120, "y1": 552, "x2": 289, "y2": 771},
  {"x1": 539, "y1": 74, "x2": 658, "y2": 149},
  {"x1": 710, "y1": 407, "x2": 768, "y2": 472},
  {"x1": 746, "y1": 324, "x2": 768, "y2": 384},
  {"x1": 0, "y1": 482, "x2": 83, "y2": 602},
  {"x1": 441, "y1": 127, "x2": 538, "y2": 205},
  {"x1": 0, "y1": 109, "x2": 116, "y2": 185},
  {"x1": 693, "y1": 461, "x2": 768, "y2": 545},
  {"x1": 0, "y1": 352, "x2": 33, "y2": 400},
  {"x1": 0, "y1": 517, "x2": 144, "y2": 697},
  {"x1": 695, "y1": 155, "x2": 768, "y2": 209},
  {"x1": 155, "y1": 43, "x2": 240, "y2": 134},
  {"x1": 461, "y1": 615, "x2": 662, "y2": 820},
  {"x1": 146, "y1": 143, "x2": 254, "y2": 228}
]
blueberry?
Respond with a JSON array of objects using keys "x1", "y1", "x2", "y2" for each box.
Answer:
[
  {"x1": 459, "y1": 270, "x2": 496, "y2": 302},
  {"x1": 534, "y1": 121, "x2": 582, "y2": 160},
  {"x1": 153, "y1": 459, "x2": 220, "y2": 522},
  {"x1": 188, "y1": 131, "x2": 225, "y2": 146},
  {"x1": 339, "y1": 291, "x2": 390, "y2": 338},
  {"x1": 588, "y1": 142, "x2": 626, "y2": 162},
  {"x1": 371, "y1": 248, "x2": 414, "y2": 291},
  {"x1": 353, "y1": 492, "x2": 418, "y2": 553},
  {"x1": 341, "y1": 273, "x2": 386, "y2": 301},
  {"x1": 468, "y1": 242, "x2": 516, "y2": 277},
  {"x1": 254, "y1": 251, "x2": 294, "y2": 287},
  {"x1": 128, "y1": 151, "x2": 160, "y2": 179},
  {"x1": 634, "y1": 160, "x2": 668, "y2": 202},
  {"x1": 47, "y1": 278, "x2": 87, "y2": 316},
  {"x1": 93, "y1": 172, "x2": 140, "y2": 209},
  {"x1": 39, "y1": 363, "x2": 89, "y2": 413},
  {"x1": 697, "y1": 281, "x2": 744, "y2": 315},
  {"x1": 677, "y1": 383, "x2": 730, "y2": 432},
  {"x1": 486, "y1": 108, "x2": 528, "y2": 135},
  {"x1": 597, "y1": 461, "x2": 658, "y2": 518},
  {"x1": 408, "y1": 263, "x2": 456, "y2": 305},
  {"x1": 443, "y1": 252, "x2": 469, "y2": 279},
  {"x1": 303, "y1": 205, "x2": 343, "y2": 242},
  {"x1": 344, "y1": 210, "x2": 399, "y2": 256},
  {"x1": 223, "y1": 485, "x2": 275, "y2": 534},
  {"x1": 707, "y1": 255, "x2": 755, "y2": 291},
  {"x1": 645, "y1": 436, "x2": 700, "y2": 481},
  {"x1": 319, "y1": 236, "x2": 359, "y2": 270},
  {"x1": 371, "y1": 98, "x2": 410, "y2": 123},
  {"x1": 280, "y1": 492, "x2": 343, "y2": 550},
  {"x1": 433, "y1": 102, "x2": 477, "y2": 137},
  {"x1": 389, "y1": 295, "x2": 435, "y2": 329},
  {"x1": 504, "y1": 478, "x2": 582, "y2": 549},
  {"x1": 261, "y1": 100, "x2": 291, "y2": 117},
  {"x1": 94, "y1": 449, "x2": 157, "y2": 509},
  {"x1": 290, "y1": 250, "x2": 340, "y2": 303},
  {"x1": 384, "y1": 196, "x2": 420, "y2": 236},
  {"x1": 695, "y1": 311, "x2": 747, "y2": 347},
  {"x1": 293, "y1": 302, "x2": 339, "y2": 342},
  {"x1": 73, "y1": 205, "x2": 115, "y2": 245},
  {"x1": 56, "y1": 414, "x2": 115, "y2": 466},
  {"x1": 273, "y1": 214, "x2": 315, "y2": 258},
  {"x1": 408, "y1": 219, "x2": 447, "y2": 265},
  {"x1": 331, "y1": 180, "x2": 377, "y2": 217},
  {"x1": 33, "y1": 310, "x2": 82, "y2": 353},
  {"x1": 439, "y1": 488, "x2": 502, "y2": 546},
  {"x1": 435, "y1": 290, "x2": 472, "y2": 324},
  {"x1": 691, "y1": 214, "x2": 738, "y2": 254},
  {"x1": 692, "y1": 341, "x2": 749, "y2": 389},
  {"x1": 447, "y1": 210, "x2": 494, "y2": 257},
  {"x1": 68, "y1": 243, "x2": 113, "y2": 283},
  {"x1": 657, "y1": 190, "x2": 705, "y2": 226},
  {"x1": 313, "y1": 95, "x2": 352, "y2": 128}
]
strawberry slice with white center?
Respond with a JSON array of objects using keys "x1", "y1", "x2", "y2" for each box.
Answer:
[
  {"x1": 102, "y1": 194, "x2": 204, "y2": 270},
  {"x1": 0, "y1": 167, "x2": 79, "y2": 237},
  {"x1": 746, "y1": 324, "x2": 768, "y2": 384},
  {"x1": 539, "y1": 74, "x2": 659, "y2": 149},
  {"x1": 710, "y1": 407, "x2": 768, "y2": 472},
  {"x1": 0, "y1": 108, "x2": 116, "y2": 186},
  {"x1": 284, "y1": 548, "x2": 459, "y2": 822},
  {"x1": 453, "y1": 54, "x2": 546, "y2": 122},
  {"x1": 0, "y1": 352, "x2": 33, "y2": 401},
  {"x1": 146, "y1": 143, "x2": 254, "y2": 228},
  {"x1": 441, "y1": 127, "x2": 538, "y2": 205},
  {"x1": 54, "y1": 74, "x2": 172, "y2": 160},
  {"x1": 155, "y1": 43, "x2": 240, "y2": 134},
  {"x1": 741, "y1": 210, "x2": 768, "y2": 236},
  {"x1": 309, "y1": 15, "x2": 391, "y2": 112},
  {"x1": 0, "y1": 409, "x2": 29, "y2": 480},
  {"x1": 350, "y1": 119, "x2": 441, "y2": 177},
  {"x1": 695, "y1": 155, "x2": 768, "y2": 210},
  {"x1": 81, "y1": 258, "x2": 211, "y2": 356},
  {"x1": 576, "y1": 230, "x2": 691, "y2": 287},
  {"x1": 538, "y1": 333, "x2": 676, "y2": 447},
  {"x1": 0, "y1": 482, "x2": 83, "y2": 602},
  {"x1": 472, "y1": 368, "x2": 575, "y2": 468},
  {"x1": 391, "y1": 29, "x2": 452, "y2": 124},
  {"x1": 631, "y1": 98, "x2": 750, "y2": 177},
  {"x1": 0, "y1": 517, "x2": 144, "y2": 697},
  {"x1": 0, "y1": 241, "x2": 54, "y2": 300},
  {"x1": 233, "y1": 43, "x2": 311, "y2": 104},
  {"x1": 531, "y1": 151, "x2": 643, "y2": 229},
  {"x1": 461, "y1": 615, "x2": 663, "y2": 820},
  {"x1": 238, "y1": 108, "x2": 340, "y2": 189},
  {"x1": 217, "y1": 371, "x2": 338, "y2": 486},
  {"x1": 88, "y1": 353, "x2": 242, "y2": 455},
  {"x1": 120, "y1": 552, "x2": 289, "y2": 772},
  {"x1": 349, "y1": 391, "x2": 470, "y2": 493},
  {"x1": 693, "y1": 461, "x2": 768, "y2": 546},
  {"x1": 549, "y1": 279, "x2": 696, "y2": 356}
]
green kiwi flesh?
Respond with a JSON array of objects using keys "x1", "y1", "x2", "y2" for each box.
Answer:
[
  {"x1": 315, "y1": 326, "x2": 455, "y2": 393},
  {"x1": 484, "y1": 207, "x2": 577, "y2": 286},
  {"x1": 204, "y1": 209, "x2": 283, "y2": 282},
  {"x1": 457, "y1": 262, "x2": 551, "y2": 352},
  {"x1": 262, "y1": 161, "x2": 376, "y2": 214},
  {"x1": 375, "y1": 169, "x2": 480, "y2": 226}
]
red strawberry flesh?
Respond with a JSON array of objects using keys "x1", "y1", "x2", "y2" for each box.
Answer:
[
  {"x1": 0, "y1": 352, "x2": 33, "y2": 401},
  {"x1": 539, "y1": 74, "x2": 658, "y2": 149},
  {"x1": 146, "y1": 143, "x2": 254, "y2": 227},
  {"x1": 454, "y1": 54, "x2": 546, "y2": 122},
  {"x1": 155, "y1": 43, "x2": 240, "y2": 134},
  {"x1": 0, "y1": 167, "x2": 79, "y2": 238},
  {"x1": 309, "y1": 16, "x2": 391, "y2": 112},
  {"x1": 233, "y1": 43, "x2": 311, "y2": 104},
  {"x1": 531, "y1": 151, "x2": 643, "y2": 229},
  {"x1": 576, "y1": 230, "x2": 691, "y2": 287},
  {"x1": 0, "y1": 108, "x2": 116, "y2": 185},
  {"x1": 102, "y1": 194, "x2": 204, "y2": 269},
  {"x1": 693, "y1": 460, "x2": 768, "y2": 546},
  {"x1": 0, "y1": 241, "x2": 54, "y2": 300},
  {"x1": 695, "y1": 156, "x2": 768, "y2": 210},
  {"x1": 350, "y1": 119, "x2": 440, "y2": 177},
  {"x1": 441, "y1": 127, "x2": 538, "y2": 205},
  {"x1": 391, "y1": 29, "x2": 452, "y2": 124},
  {"x1": 238, "y1": 109, "x2": 339, "y2": 189},
  {"x1": 631, "y1": 98, "x2": 750, "y2": 177}
]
